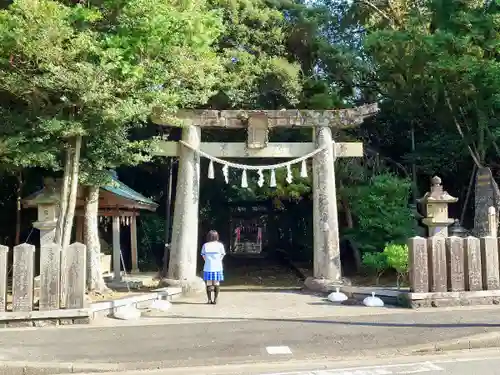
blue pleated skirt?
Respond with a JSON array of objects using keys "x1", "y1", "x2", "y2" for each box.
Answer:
[{"x1": 203, "y1": 271, "x2": 224, "y2": 281}]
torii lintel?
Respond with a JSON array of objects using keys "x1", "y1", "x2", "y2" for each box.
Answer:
[{"x1": 151, "y1": 104, "x2": 379, "y2": 129}]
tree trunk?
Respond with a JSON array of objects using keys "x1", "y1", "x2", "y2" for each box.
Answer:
[
  {"x1": 55, "y1": 146, "x2": 72, "y2": 246},
  {"x1": 61, "y1": 135, "x2": 82, "y2": 249},
  {"x1": 160, "y1": 158, "x2": 173, "y2": 278},
  {"x1": 342, "y1": 195, "x2": 354, "y2": 229},
  {"x1": 84, "y1": 185, "x2": 108, "y2": 293},
  {"x1": 15, "y1": 170, "x2": 23, "y2": 246}
]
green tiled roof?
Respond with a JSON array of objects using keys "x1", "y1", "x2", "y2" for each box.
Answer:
[
  {"x1": 23, "y1": 175, "x2": 158, "y2": 211},
  {"x1": 102, "y1": 177, "x2": 158, "y2": 209}
]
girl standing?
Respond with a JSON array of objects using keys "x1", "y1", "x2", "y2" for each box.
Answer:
[{"x1": 201, "y1": 230, "x2": 225, "y2": 304}]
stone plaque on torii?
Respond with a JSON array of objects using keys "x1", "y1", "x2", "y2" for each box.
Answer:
[{"x1": 152, "y1": 105, "x2": 378, "y2": 293}]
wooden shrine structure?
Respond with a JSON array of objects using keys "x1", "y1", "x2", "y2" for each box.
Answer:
[
  {"x1": 23, "y1": 176, "x2": 158, "y2": 281},
  {"x1": 152, "y1": 105, "x2": 379, "y2": 292}
]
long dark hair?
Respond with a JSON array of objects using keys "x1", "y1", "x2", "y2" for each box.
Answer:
[{"x1": 206, "y1": 230, "x2": 219, "y2": 242}]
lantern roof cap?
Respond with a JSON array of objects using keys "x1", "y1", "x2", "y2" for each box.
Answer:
[{"x1": 418, "y1": 175, "x2": 458, "y2": 204}]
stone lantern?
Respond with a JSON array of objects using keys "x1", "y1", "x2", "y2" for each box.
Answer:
[
  {"x1": 418, "y1": 176, "x2": 458, "y2": 237},
  {"x1": 449, "y1": 219, "x2": 469, "y2": 238},
  {"x1": 31, "y1": 178, "x2": 60, "y2": 246}
]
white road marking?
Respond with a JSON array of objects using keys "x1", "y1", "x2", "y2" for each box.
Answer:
[
  {"x1": 262, "y1": 361, "x2": 443, "y2": 375},
  {"x1": 266, "y1": 346, "x2": 293, "y2": 355},
  {"x1": 399, "y1": 362, "x2": 443, "y2": 373}
]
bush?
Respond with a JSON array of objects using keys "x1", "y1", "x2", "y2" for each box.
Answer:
[
  {"x1": 362, "y1": 251, "x2": 388, "y2": 285},
  {"x1": 347, "y1": 174, "x2": 417, "y2": 254},
  {"x1": 362, "y1": 243, "x2": 410, "y2": 287},
  {"x1": 383, "y1": 243, "x2": 409, "y2": 288}
]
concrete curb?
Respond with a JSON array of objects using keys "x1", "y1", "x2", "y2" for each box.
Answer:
[
  {"x1": 0, "y1": 361, "x2": 120, "y2": 375},
  {"x1": 339, "y1": 286, "x2": 406, "y2": 306},
  {"x1": 90, "y1": 287, "x2": 182, "y2": 319},
  {"x1": 410, "y1": 331, "x2": 500, "y2": 353}
]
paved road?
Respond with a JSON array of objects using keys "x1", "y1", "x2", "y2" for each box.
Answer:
[
  {"x1": 35, "y1": 349, "x2": 500, "y2": 375},
  {"x1": 256, "y1": 351, "x2": 500, "y2": 375},
  {"x1": 262, "y1": 359, "x2": 500, "y2": 375},
  {"x1": 2, "y1": 308, "x2": 500, "y2": 371}
]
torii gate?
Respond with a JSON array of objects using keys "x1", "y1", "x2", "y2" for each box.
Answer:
[{"x1": 151, "y1": 105, "x2": 378, "y2": 292}]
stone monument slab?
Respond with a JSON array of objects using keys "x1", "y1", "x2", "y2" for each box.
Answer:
[
  {"x1": 12, "y1": 243, "x2": 35, "y2": 312},
  {"x1": 427, "y1": 236, "x2": 447, "y2": 292},
  {"x1": 446, "y1": 236, "x2": 465, "y2": 291},
  {"x1": 464, "y1": 236, "x2": 482, "y2": 291},
  {"x1": 408, "y1": 237, "x2": 429, "y2": 293},
  {"x1": 480, "y1": 236, "x2": 500, "y2": 290}
]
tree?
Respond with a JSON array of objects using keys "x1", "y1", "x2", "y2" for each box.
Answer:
[
  {"x1": 79, "y1": 0, "x2": 225, "y2": 292},
  {"x1": 206, "y1": 0, "x2": 302, "y2": 109},
  {"x1": 0, "y1": 110, "x2": 60, "y2": 245},
  {"x1": 346, "y1": 173, "x2": 416, "y2": 253},
  {"x1": 359, "y1": 0, "x2": 500, "y2": 170},
  {"x1": 336, "y1": 0, "x2": 500, "y2": 219},
  {"x1": 79, "y1": 128, "x2": 153, "y2": 292},
  {"x1": 0, "y1": 0, "x2": 225, "y2": 291}
]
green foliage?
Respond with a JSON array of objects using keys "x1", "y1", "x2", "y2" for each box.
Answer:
[
  {"x1": 361, "y1": 0, "x2": 500, "y2": 172},
  {"x1": 383, "y1": 242, "x2": 409, "y2": 287},
  {"x1": 347, "y1": 173, "x2": 416, "y2": 253},
  {"x1": 383, "y1": 243, "x2": 409, "y2": 275},
  {"x1": 0, "y1": 0, "x2": 227, "y2": 187},
  {"x1": 363, "y1": 243, "x2": 409, "y2": 286},
  {"x1": 138, "y1": 213, "x2": 165, "y2": 271},
  {"x1": 207, "y1": 0, "x2": 302, "y2": 108},
  {"x1": 1, "y1": 0, "x2": 496, "y2": 275},
  {"x1": 362, "y1": 251, "x2": 388, "y2": 284}
]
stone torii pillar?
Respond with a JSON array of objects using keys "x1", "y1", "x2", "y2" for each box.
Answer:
[
  {"x1": 309, "y1": 126, "x2": 341, "y2": 288},
  {"x1": 165, "y1": 125, "x2": 202, "y2": 291},
  {"x1": 152, "y1": 106, "x2": 378, "y2": 294}
]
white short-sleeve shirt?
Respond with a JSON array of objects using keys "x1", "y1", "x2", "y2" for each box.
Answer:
[{"x1": 201, "y1": 241, "x2": 226, "y2": 272}]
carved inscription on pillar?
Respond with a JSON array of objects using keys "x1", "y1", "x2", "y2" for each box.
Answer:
[
  {"x1": 464, "y1": 236, "x2": 482, "y2": 291},
  {"x1": 39, "y1": 243, "x2": 61, "y2": 310},
  {"x1": 427, "y1": 236, "x2": 447, "y2": 292},
  {"x1": 445, "y1": 236, "x2": 465, "y2": 291},
  {"x1": 480, "y1": 236, "x2": 500, "y2": 290},
  {"x1": 12, "y1": 244, "x2": 35, "y2": 312},
  {"x1": 408, "y1": 237, "x2": 429, "y2": 293}
]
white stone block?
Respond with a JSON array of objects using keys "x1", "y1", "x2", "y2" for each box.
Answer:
[
  {"x1": 150, "y1": 299, "x2": 172, "y2": 311},
  {"x1": 113, "y1": 306, "x2": 141, "y2": 320}
]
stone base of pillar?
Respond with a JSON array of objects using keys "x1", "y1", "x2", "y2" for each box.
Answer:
[
  {"x1": 130, "y1": 269, "x2": 140, "y2": 275},
  {"x1": 304, "y1": 276, "x2": 352, "y2": 293},
  {"x1": 159, "y1": 276, "x2": 205, "y2": 296}
]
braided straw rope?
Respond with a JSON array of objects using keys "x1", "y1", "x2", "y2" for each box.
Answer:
[{"x1": 179, "y1": 140, "x2": 337, "y2": 170}]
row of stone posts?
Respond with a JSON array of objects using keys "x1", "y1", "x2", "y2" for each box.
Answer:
[
  {"x1": 409, "y1": 176, "x2": 500, "y2": 296},
  {"x1": 1, "y1": 242, "x2": 87, "y2": 310},
  {"x1": 408, "y1": 235, "x2": 499, "y2": 293}
]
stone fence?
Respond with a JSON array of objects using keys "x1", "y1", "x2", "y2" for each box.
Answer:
[
  {"x1": 408, "y1": 236, "x2": 500, "y2": 307},
  {"x1": 0, "y1": 242, "x2": 89, "y2": 327}
]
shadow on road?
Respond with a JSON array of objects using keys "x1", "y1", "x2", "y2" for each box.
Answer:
[
  {"x1": 158, "y1": 313, "x2": 500, "y2": 329},
  {"x1": 220, "y1": 287, "x2": 304, "y2": 292}
]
